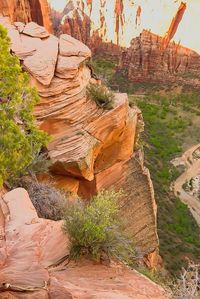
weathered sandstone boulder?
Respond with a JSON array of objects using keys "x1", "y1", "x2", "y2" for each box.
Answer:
[
  {"x1": 23, "y1": 21, "x2": 49, "y2": 38},
  {"x1": 0, "y1": 0, "x2": 52, "y2": 32},
  {"x1": 0, "y1": 17, "x2": 159, "y2": 265},
  {"x1": 0, "y1": 188, "x2": 170, "y2": 299}
]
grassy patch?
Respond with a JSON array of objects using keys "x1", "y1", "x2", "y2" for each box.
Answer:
[{"x1": 135, "y1": 95, "x2": 200, "y2": 274}]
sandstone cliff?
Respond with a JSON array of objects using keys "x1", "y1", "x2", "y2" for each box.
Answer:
[
  {"x1": 0, "y1": 0, "x2": 52, "y2": 32},
  {"x1": 119, "y1": 30, "x2": 200, "y2": 88},
  {"x1": 0, "y1": 188, "x2": 170, "y2": 298},
  {"x1": 0, "y1": 16, "x2": 159, "y2": 265},
  {"x1": 56, "y1": 0, "x2": 124, "y2": 57}
]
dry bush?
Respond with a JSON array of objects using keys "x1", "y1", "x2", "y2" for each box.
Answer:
[
  {"x1": 22, "y1": 181, "x2": 66, "y2": 220},
  {"x1": 173, "y1": 261, "x2": 200, "y2": 299}
]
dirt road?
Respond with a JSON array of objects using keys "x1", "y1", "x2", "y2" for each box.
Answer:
[{"x1": 172, "y1": 144, "x2": 200, "y2": 226}]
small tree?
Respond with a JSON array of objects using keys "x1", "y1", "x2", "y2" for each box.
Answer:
[
  {"x1": 63, "y1": 190, "x2": 135, "y2": 264},
  {"x1": 0, "y1": 24, "x2": 48, "y2": 185}
]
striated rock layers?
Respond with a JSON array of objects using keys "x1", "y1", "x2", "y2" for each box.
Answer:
[
  {"x1": 0, "y1": 188, "x2": 170, "y2": 298},
  {"x1": 0, "y1": 17, "x2": 159, "y2": 264},
  {"x1": 119, "y1": 30, "x2": 200, "y2": 88},
  {"x1": 0, "y1": 0, "x2": 52, "y2": 32}
]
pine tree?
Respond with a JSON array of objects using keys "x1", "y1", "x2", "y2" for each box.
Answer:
[{"x1": 0, "y1": 24, "x2": 49, "y2": 185}]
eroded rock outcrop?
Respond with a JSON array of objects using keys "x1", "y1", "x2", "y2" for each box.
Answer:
[
  {"x1": 0, "y1": 17, "x2": 159, "y2": 265},
  {"x1": 119, "y1": 30, "x2": 200, "y2": 88},
  {"x1": 0, "y1": 0, "x2": 52, "y2": 32},
  {"x1": 0, "y1": 188, "x2": 170, "y2": 299},
  {"x1": 58, "y1": 0, "x2": 124, "y2": 57}
]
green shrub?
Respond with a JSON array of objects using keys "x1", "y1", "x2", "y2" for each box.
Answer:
[
  {"x1": 87, "y1": 83, "x2": 114, "y2": 109},
  {"x1": 63, "y1": 190, "x2": 135, "y2": 263},
  {"x1": 0, "y1": 24, "x2": 49, "y2": 185}
]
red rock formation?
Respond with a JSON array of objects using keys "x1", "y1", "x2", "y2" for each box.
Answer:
[
  {"x1": 0, "y1": 188, "x2": 170, "y2": 299},
  {"x1": 59, "y1": 0, "x2": 124, "y2": 57},
  {"x1": 119, "y1": 30, "x2": 200, "y2": 88},
  {"x1": 61, "y1": 7, "x2": 91, "y2": 45},
  {"x1": 162, "y1": 1, "x2": 186, "y2": 49},
  {"x1": 0, "y1": 0, "x2": 52, "y2": 32},
  {"x1": 0, "y1": 17, "x2": 159, "y2": 265}
]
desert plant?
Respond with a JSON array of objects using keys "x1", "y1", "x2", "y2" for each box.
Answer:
[
  {"x1": 173, "y1": 261, "x2": 200, "y2": 298},
  {"x1": 0, "y1": 24, "x2": 49, "y2": 186},
  {"x1": 63, "y1": 190, "x2": 135, "y2": 263},
  {"x1": 23, "y1": 181, "x2": 66, "y2": 220},
  {"x1": 87, "y1": 83, "x2": 115, "y2": 109}
]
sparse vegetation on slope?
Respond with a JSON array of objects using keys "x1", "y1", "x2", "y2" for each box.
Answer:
[
  {"x1": 0, "y1": 24, "x2": 48, "y2": 186},
  {"x1": 131, "y1": 95, "x2": 200, "y2": 274},
  {"x1": 63, "y1": 190, "x2": 135, "y2": 263}
]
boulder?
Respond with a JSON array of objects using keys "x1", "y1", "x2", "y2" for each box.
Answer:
[
  {"x1": 23, "y1": 22, "x2": 49, "y2": 38},
  {"x1": 23, "y1": 34, "x2": 58, "y2": 85},
  {"x1": 59, "y1": 34, "x2": 91, "y2": 57}
]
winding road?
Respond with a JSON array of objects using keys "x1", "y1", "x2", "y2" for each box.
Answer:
[{"x1": 172, "y1": 144, "x2": 200, "y2": 226}]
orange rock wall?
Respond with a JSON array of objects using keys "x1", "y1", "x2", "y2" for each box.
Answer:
[
  {"x1": 0, "y1": 0, "x2": 52, "y2": 32},
  {"x1": 1, "y1": 16, "x2": 159, "y2": 265}
]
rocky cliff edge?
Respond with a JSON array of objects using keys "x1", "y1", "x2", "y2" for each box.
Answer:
[
  {"x1": 0, "y1": 16, "x2": 159, "y2": 266},
  {"x1": 0, "y1": 188, "x2": 170, "y2": 299}
]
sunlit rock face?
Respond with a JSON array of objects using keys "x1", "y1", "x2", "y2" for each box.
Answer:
[
  {"x1": 0, "y1": 188, "x2": 169, "y2": 299},
  {"x1": 0, "y1": 16, "x2": 159, "y2": 264},
  {"x1": 0, "y1": 0, "x2": 52, "y2": 32},
  {"x1": 49, "y1": 0, "x2": 200, "y2": 55},
  {"x1": 119, "y1": 30, "x2": 200, "y2": 88}
]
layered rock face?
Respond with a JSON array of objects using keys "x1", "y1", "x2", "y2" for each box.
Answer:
[
  {"x1": 0, "y1": 0, "x2": 52, "y2": 32},
  {"x1": 56, "y1": 0, "x2": 124, "y2": 57},
  {"x1": 119, "y1": 30, "x2": 200, "y2": 88},
  {"x1": 0, "y1": 188, "x2": 170, "y2": 298},
  {"x1": 61, "y1": 1, "x2": 91, "y2": 46},
  {"x1": 0, "y1": 17, "x2": 159, "y2": 264}
]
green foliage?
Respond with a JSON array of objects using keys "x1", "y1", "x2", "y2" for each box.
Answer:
[
  {"x1": 135, "y1": 96, "x2": 200, "y2": 275},
  {"x1": 90, "y1": 56, "x2": 200, "y2": 275},
  {"x1": 87, "y1": 83, "x2": 114, "y2": 109},
  {"x1": 91, "y1": 56, "x2": 117, "y2": 83},
  {"x1": 63, "y1": 190, "x2": 135, "y2": 263},
  {"x1": 0, "y1": 24, "x2": 49, "y2": 185}
]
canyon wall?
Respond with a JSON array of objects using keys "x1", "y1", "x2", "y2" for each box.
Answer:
[
  {"x1": 0, "y1": 16, "x2": 159, "y2": 264},
  {"x1": 0, "y1": 0, "x2": 52, "y2": 32},
  {"x1": 119, "y1": 30, "x2": 200, "y2": 88},
  {"x1": 57, "y1": 2, "x2": 123, "y2": 57}
]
